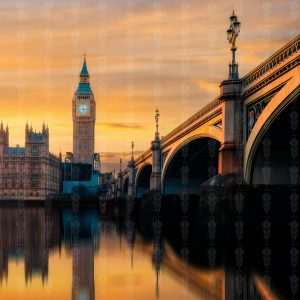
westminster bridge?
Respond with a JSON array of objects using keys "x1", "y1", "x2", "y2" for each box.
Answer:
[{"x1": 107, "y1": 33, "x2": 300, "y2": 200}]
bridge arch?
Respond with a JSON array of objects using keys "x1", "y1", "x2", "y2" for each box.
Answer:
[
  {"x1": 135, "y1": 164, "x2": 152, "y2": 198},
  {"x1": 244, "y1": 83, "x2": 300, "y2": 184},
  {"x1": 162, "y1": 135, "x2": 221, "y2": 195},
  {"x1": 122, "y1": 176, "x2": 129, "y2": 198}
]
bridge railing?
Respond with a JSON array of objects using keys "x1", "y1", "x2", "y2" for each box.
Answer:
[
  {"x1": 161, "y1": 96, "x2": 222, "y2": 144},
  {"x1": 242, "y1": 34, "x2": 300, "y2": 88},
  {"x1": 134, "y1": 149, "x2": 152, "y2": 166}
]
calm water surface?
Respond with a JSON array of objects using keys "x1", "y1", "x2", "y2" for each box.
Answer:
[
  {"x1": 0, "y1": 204, "x2": 222, "y2": 300},
  {"x1": 0, "y1": 189, "x2": 294, "y2": 300}
]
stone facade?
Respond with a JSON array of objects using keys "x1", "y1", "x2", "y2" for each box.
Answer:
[{"x1": 0, "y1": 123, "x2": 61, "y2": 200}]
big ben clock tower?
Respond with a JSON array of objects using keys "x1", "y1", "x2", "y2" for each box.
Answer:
[{"x1": 73, "y1": 55, "x2": 96, "y2": 164}]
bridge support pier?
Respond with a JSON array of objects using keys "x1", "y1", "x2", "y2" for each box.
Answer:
[
  {"x1": 218, "y1": 79, "x2": 243, "y2": 178},
  {"x1": 218, "y1": 142, "x2": 236, "y2": 174},
  {"x1": 127, "y1": 160, "x2": 136, "y2": 198},
  {"x1": 117, "y1": 172, "x2": 123, "y2": 198},
  {"x1": 150, "y1": 138, "x2": 162, "y2": 192}
]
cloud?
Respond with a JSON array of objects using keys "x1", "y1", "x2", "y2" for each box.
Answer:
[
  {"x1": 96, "y1": 122, "x2": 145, "y2": 130},
  {"x1": 195, "y1": 80, "x2": 220, "y2": 94},
  {"x1": 101, "y1": 150, "x2": 143, "y2": 160}
]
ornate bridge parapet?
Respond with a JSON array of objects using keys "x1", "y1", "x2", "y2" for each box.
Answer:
[
  {"x1": 242, "y1": 34, "x2": 300, "y2": 182},
  {"x1": 161, "y1": 96, "x2": 223, "y2": 146},
  {"x1": 243, "y1": 34, "x2": 300, "y2": 139},
  {"x1": 242, "y1": 35, "x2": 300, "y2": 90}
]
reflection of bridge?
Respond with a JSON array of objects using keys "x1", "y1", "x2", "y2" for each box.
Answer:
[{"x1": 108, "y1": 34, "x2": 300, "y2": 199}]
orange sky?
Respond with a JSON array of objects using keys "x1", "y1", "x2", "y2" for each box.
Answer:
[{"x1": 0, "y1": 0, "x2": 298, "y2": 172}]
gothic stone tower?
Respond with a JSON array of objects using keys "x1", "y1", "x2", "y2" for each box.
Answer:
[
  {"x1": 0, "y1": 122, "x2": 9, "y2": 155},
  {"x1": 73, "y1": 55, "x2": 96, "y2": 164}
]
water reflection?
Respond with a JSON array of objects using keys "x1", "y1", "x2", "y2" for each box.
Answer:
[
  {"x1": 0, "y1": 200, "x2": 287, "y2": 300},
  {"x1": 62, "y1": 209, "x2": 98, "y2": 300},
  {"x1": 0, "y1": 206, "x2": 61, "y2": 284}
]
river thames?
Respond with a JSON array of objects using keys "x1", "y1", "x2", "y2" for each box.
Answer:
[{"x1": 0, "y1": 187, "x2": 294, "y2": 300}]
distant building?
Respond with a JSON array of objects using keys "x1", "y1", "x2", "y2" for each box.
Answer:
[{"x1": 0, "y1": 122, "x2": 61, "y2": 200}]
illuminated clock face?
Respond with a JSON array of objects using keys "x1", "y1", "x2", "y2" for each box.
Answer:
[{"x1": 78, "y1": 103, "x2": 88, "y2": 115}]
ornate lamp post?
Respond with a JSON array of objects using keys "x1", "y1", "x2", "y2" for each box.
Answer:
[
  {"x1": 150, "y1": 108, "x2": 162, "y2": 192},
  {"x1": 227, "y1": 11, "x2": 241, "y2": 80},
  {"x1": 131, "y1": 141, "x2": 134, "y2": 160},
  {"x1": 155, "y1": 108, "x2": 160, "y2": 140}
]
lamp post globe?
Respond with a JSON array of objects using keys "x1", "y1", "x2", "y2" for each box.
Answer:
[{"x1": 227, "y1": 11, "x2": 241, "y2": 80}]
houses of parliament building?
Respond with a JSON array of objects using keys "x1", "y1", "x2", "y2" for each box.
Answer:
[{"x1": 0, "y1": 122, "x2": 61, "y2": 199}]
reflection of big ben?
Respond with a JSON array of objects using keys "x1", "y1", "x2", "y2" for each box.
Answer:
[
  {"x1": 72, "y1": 241, "x2": 95, "y2": 300},
  {"x1": 72, "y1": 55, "x2": 96, "y2": 164}
]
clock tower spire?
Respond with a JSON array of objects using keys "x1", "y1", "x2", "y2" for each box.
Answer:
[{"x1": 72, "y1": 55, "x2": 96, "y2": 164}]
